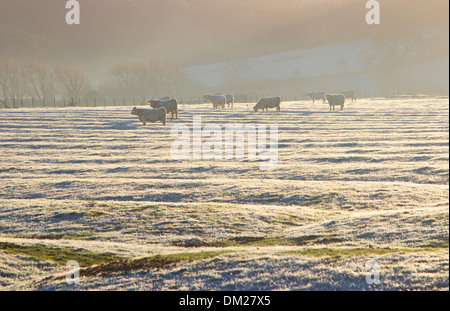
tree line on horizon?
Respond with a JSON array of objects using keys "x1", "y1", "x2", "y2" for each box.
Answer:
[{"x1": 0, "y1": 59, "x2": 211, "y2": 105}]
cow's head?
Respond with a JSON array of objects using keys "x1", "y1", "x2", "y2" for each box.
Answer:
[{"x1": 148, "y1": 100, "x2": 158, "y2": 108}]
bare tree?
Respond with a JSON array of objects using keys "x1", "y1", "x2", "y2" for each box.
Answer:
[
  {"x1": 54, "y1": 65, "x2": 90, "y2": 105},
  {"x1": 0, "y1": 59, "x2": 29, "y2": 99},
  {"x1": 131, "y1": 62, "x2": 151, "y2": 98},
  {"x1": 148, "y1": 60, "x2": 196, "y2": 99},
  {"x1": 109, "y1": 61, "x2": 137, "y2": 94},
  {"x1": 107, "y1": 59, "x2": 197, "y2": 100},
  {"x1": 23, "y1": 60, "x2": 56, "y2": 101},
  {"x1": 148, "y1": 60, "x2": 170, "y2": 97},
  {"x1": 109, "y1": 61, "x2": 151, "y2": 98},
  {"x1": 160, "y1": 61, "x2": 193, "y2": 98}
]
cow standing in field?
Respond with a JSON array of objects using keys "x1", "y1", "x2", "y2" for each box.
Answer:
[
  {"x1": 204, "y1": 94, "x2": 226, "y2": 109},
  {"x1": 131, "y1": 107, "x2": 166, "y2": 126},
  {"x1": 148, "y1": 98, "x2": 178, "y2": 119},
  {"x1": 253, "y1": 96, "x2": 281, "y2": 112},
  {"x1": 325, "y1": 94, "x2": 345, "y2": 111},
  {"x1": 342, "y1": 90, "x2": 356, "y2": 102},
  {"x1": 225, "y1": 94, "x2": 234, "y2": 108},
  {"x1": 306, "y1": 92, "x2": 326, "y2": 104}
]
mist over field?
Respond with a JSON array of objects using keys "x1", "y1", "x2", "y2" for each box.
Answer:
[{"x1": 0, "y1": 0, "x2": 448, "y2": 292}]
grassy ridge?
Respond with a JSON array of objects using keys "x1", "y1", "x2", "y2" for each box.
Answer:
[
  {"x1": 81, "y1": 251, "x2": 232, "y2": 277},
  {"x1": 0, "y1": 242, "x2": 232, "y2": 277},
  {"x1": 0, "y1": 242, "x2": 122, "y2": 267},
  {"x1": 284, "y1": 245, "x2": 449, "y2": 263},
  {"x1": 172, "y1": 235, "x2": 344, "y2": 247}
]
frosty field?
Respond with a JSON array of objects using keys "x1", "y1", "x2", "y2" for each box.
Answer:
[{"x1": 0, "y1": 97, "x2": 448, "y2": 291}]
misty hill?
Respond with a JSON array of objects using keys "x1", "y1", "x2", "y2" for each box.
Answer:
[{"x1": 186, "y1": 38, "x2": 449, "y2": 97}]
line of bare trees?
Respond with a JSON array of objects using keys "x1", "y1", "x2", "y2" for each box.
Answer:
[
  {"x1": 103, "y1": 59, "x2": 204, "y2": 100},
  {"x1": 0, "y1": 59, "x2": 91, "y2": 108},
  {"x1": 0, "y1": 59, "x2": 90, "y2": 107},
  {"x1": 0, "y1": 58, "x2": 206, "y2": 108}
]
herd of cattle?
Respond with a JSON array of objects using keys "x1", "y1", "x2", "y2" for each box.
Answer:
[{"x1": 130, "y1": 90, "x2": 356, "y2": 126}]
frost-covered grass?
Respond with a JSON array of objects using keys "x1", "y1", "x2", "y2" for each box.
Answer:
[{"x1": 0, "y1": 97, "x2": 448, "y2": 290}]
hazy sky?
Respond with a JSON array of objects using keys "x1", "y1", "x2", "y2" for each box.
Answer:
[{"x1": 0, "y1": 0, "x2": 448, "y2": 79}]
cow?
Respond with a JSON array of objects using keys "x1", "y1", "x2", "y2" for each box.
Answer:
[
  {"x1": 225, "y1": 94, "x2": 234, "y2": 108},
  {"x1": 131, "y1": 107, "x2": 166, "y2": 126},
  {"x1": 306, "y1": 91, "x2": 326, "y2": 104},
  {"x1": 325, "y1": 94, "x2": 345, "y2": 111},
  {"x1": 253, "y1": 96, "x2": 281, "y2": 112},
  {"x1": 342, "y1": 90, "x2": 356, "y2": 102},
  {"x1": 204, "y1": 94, "x2": 226, "y2": 109},
  {"x1": 148, "y1": 98, "x2": 178, "y2": 119}
]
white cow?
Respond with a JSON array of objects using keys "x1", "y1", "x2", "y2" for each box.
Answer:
[
  {"x1": 204, "y1": 94, "x2": 226, "y2": 109},
  {"x1": 148, "y1": 98, "x2": 178, "y2": 119},
  {"x1": 253, "y1": 97, "x2": 281, "y2": 112},
  {"x1": 225, "y1": 94, "x2": 234, "y2": 108},
  {"x1": 131, "y1": 107, "x2": 166, "y2": 126},
  {"x1": 306, "y1": 91, "x2": 326, "y2": 104},
  {"x1": 325, "y1": 94, "x2": 345, "y2": 111},
  {"x1": 342, "y1": 90, "x2": 356, "y2": 102}
]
